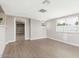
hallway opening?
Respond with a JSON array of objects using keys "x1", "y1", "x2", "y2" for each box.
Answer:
[{"x1": 16, "y1": 22, "x2": 25, "y2": 41}]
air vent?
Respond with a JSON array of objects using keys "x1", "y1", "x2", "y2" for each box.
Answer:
[{"x1": 39, "y1": 9, "x2": 47, "y2": 13}]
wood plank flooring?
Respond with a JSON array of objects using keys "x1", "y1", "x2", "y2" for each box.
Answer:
[
  {"x1": 2, "y1": 39, "x2": 79, "y2": 58},
  {"x1": 16, "y1": 34, "x2": 25, "y2": 41}
]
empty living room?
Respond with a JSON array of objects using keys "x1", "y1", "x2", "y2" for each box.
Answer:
[{"x1": 0, "y1": 0, "x2": 79, "y2": 58}]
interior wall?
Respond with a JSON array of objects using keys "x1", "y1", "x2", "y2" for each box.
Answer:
[
  {"x1": 6, "y1": 15, "x2": 15, "y2": 43},
  {"x1": 46, "y1": 19, "x2": 79, "y2": 46},
  {"x1": 25, "y1": 18, "x2": 47, "y2": 40},
  {"x1": 0, "y1": 25, "x2": 5, "y2": 57},
  {"x1": 31, "y1": 19, "x2": 47, "y2": 40},
  {"x1": 25, "y1": 19, "x2": 29, "y2": 40},
  {"x1": 5, "y1": 16, "x2": 47, "y2": 41},
  {"x1": 0, "y1": 13, "x2": 6, "y2": 57}
]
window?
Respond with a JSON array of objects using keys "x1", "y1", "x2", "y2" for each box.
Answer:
[{"x1": 56, "y1": 16, "x2": 79, "y2": 33}]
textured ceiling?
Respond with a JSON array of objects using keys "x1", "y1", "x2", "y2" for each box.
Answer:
[{"x1": 0, "y1": 0, "x2": 79, "y2": 21}]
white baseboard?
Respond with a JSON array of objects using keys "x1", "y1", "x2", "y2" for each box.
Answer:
[
  {"x1": 0, "y1": 42, "x2": 7, "y2": 57},
  {"x1": 49, "y1": 37, "x2": 79, "y2": 47},
  {"x1": 31, "y1": 37, "x2": 47, "y2": 40}
]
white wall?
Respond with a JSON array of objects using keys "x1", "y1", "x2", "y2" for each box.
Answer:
[
  {"x1": 0, "y1": 25, "x2": 5, "y2": 57},
  {"x1": 25, "y1": 19, "x2": 47, "y2": 40},
  {"x1": 47, "y1": 19, "x2": 79, "y2": 46},
  {"x1": 6, "y1": 15, "x2": 15, "y2": 43},
  {"x1": 0, "y1": 13, "x2": 6, "y2": 57},
  {"x1": 31, "y1": 19, "x2": 47, "y2": 40},
  {"x1": 6, "y1": 16, "x2": 47, "y2": 41},
  {"x1": 25, "y1": 19, "x2": 29, "y2": 40},
  {"x1": 0, "y1": 25, "x2": 5, "y2": 43}
]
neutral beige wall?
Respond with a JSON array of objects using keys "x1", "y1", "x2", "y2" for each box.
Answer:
[{"x1": 47, "y1": 19, "x2": 79, "y2": 46}]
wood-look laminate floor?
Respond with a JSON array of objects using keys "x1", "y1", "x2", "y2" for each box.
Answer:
[
  {"x1": 16, "y1": 34, "x2": 25, "y2": 41},
  {"x1": 2, "y1": 39, "x2": 79, "y2": 58}
]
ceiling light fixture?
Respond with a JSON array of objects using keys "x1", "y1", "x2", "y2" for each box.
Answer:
[
  {"x1": 39, "y1": 0, "x2": 50, "y2": 13},
  {"x1": 42, "y1": 0, "x2": 50, "y2": 4},
  {"x1": 39, "y1": 9, "x2": 47, "y2": 13}
]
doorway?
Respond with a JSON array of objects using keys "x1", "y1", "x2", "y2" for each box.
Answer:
[{"x1": 16, "y1": 22, "x2": 25, "y2": 41}]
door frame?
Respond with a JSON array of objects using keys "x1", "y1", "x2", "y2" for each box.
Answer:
[{"x1": 14, "y1": 18, "x2": 26, "y2": 41}]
